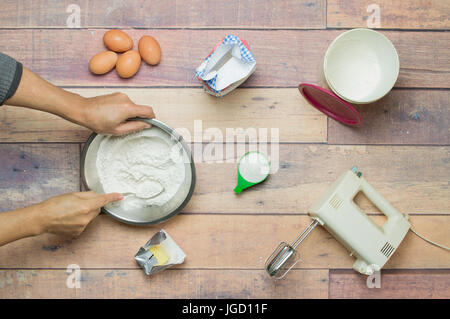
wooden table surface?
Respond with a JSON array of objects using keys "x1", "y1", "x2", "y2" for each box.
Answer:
[{"x1": 0, "y1": 0, "x2": 449, "y2": 299}]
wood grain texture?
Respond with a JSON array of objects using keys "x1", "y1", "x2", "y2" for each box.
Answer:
[
  {"x1": 2, "y1": 88, "x2": 447, "y2": 145},
  {"x1": 328, "y1": 0, "x2": 450, "y2": 29},
  {"x1": 1, "y1": 29, "x2": 448, "y2": 88},
  {"x1": 0, "y1": 214, "x2": 448, "y2": 269},
  {"x1": 79, "y1": 144, "x2": 450, "y2": 215},
  {"x1": 0, "y1": 106, "x2": 91, "y2": 143},
  {"x1": 0, "y1": 144, "x2": 80, "y2": 211},
  {"x1": 0, "y1": 0, "x2": 448, "y2": 300},
  {"x1": 184, "y1": 144, "x2": 450, "y2": 215},
  {"x1": 0, "y1": 0, "x2": 326, "y2": 29},
  {"x1": 0, "y1": 88, "x2": 327, "y2": 143},
  {"x1": 328, "y1": 90, "x2": 450, "y2": 145},
  {"x1": 0, "y1": 269, "x2": 328, "y2": 299},
  {"x1": 329, "y1": 269, "x2": 450, "y2": 299},
  {"x1": 1, "y1": 144, "x2": 447, "y2": 215}
]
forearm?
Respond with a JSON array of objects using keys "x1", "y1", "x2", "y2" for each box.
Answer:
[
  {"x1": 1, "y1": 53, "x2": 155, "y2": 135},
  {"x1": 5, "y1": 67, "x2": 87, "y2": 125},
  {"x1": 0, "y1": 205, "x2": 44, "y2": 247}
]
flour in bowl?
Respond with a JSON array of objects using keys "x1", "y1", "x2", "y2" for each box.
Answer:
[{"x1": 96, "y1": 127, "x2": 186, "y2": 210}]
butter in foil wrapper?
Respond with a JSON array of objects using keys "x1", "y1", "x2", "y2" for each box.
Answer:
[{"x1": 135, "y1": 230, "x2": 186, "y2": 275}]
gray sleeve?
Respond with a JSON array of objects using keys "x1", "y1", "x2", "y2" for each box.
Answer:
[{"x1": 0, "y1": 52, "x2": 23, "y2": 106}]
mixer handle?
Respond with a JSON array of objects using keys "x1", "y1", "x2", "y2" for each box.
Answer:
[{"x1": 359, "y1": 177, "x2": 404, "y2": 219}]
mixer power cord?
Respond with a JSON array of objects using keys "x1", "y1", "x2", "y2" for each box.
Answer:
[{"x1": 410, "y1": 227, "x2": 450, "y2": 251}]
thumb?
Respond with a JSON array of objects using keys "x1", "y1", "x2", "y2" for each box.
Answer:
[
  {"x1": 88, "y1": 192, "x2": 123, "y2": 209},
  {"x1": 114, "y1": 121, "x2": 151, "y2": 135}
]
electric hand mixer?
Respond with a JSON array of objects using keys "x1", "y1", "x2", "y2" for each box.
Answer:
[{"x1": 266, "y1": 166, "x2": 411, "y2": 278}]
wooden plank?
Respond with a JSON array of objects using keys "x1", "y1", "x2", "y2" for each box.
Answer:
[
  {"x1": 0, "y1": 88, "x2": 327, "y2": 143},
  {"x1": 328, "y1": 0, "x2": 450, "y2": 30},
  {"x1": 1, "y1": 29, "x2": 448, "y2": 88},
  {"x1": 0, "y1": 214, "x2": 448, "y2": 269},
  {"x1": 0, "y1": 0, "x2": 326, "y2": 29},
  {"x1": 1, "y1": 88, "x2": 449, "y2": 146},
  {"x1": 77, "y1": 144, "x2": 450, "y2": 215},
  {"x1": 0, "y1": 268, "x2": 328, "y2": 299},
  {"x1": 82, "y1": 144, "x2": 450, "y2": 215},
  {"x1": 328, "y1": 89, "x2": 450, "y2": 145},
  {"x1": 0, "y1": 144, "x2": 80, "y2": 211},
  {"x1": 0, "y1": 106, "x2": 91, "y2": 143},
  {"x1": 1, "y1": 144, "x2": 448, "y2": 214},
  {"x1": 329, "y1": 269, "x2": 450, "y2": 299},
  {"x1": 184, "y1": 145, "x2": 450, "y2": 215}
]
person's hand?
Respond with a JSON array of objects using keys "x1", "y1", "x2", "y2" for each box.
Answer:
[
  {"x1": 36, "y1": 191, "x2": 123, "y2": 237},
  {"x1": 81, "y1": 92, "x2": 155, "y2": 135},
  {"x1": 5, "y1": 68, "x2": 155, "y2": 136}
]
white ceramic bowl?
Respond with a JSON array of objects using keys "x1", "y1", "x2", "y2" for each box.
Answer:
[{"x1": 323, "y1": 28, "x2": 399, "y2": 104}]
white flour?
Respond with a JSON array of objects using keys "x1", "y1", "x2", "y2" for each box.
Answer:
[
  {"x1": 96, "y1": 128, "x2": 186, "y2": 211},
  {"x1": 239, "y1": 152, "x2": 270, "y2": 183}
]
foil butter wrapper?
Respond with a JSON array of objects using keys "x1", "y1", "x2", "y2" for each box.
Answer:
[
  {"x1": 135, "y1": 230, "x2": 186, "y2": 275},
  {"x1": 195, "y1": 35, "x2": 256, "y2": 97}
]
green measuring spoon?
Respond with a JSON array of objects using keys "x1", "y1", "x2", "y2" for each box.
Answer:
[{"x1": 234, "y1": 151, "x2": 271, "y2": 194}]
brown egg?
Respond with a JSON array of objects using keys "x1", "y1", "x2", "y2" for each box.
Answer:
[
  {"x1": 103, "y1": 29, "x2": 133, "y2": 53},
  {"x1": 116, "y1": 50, "x2": 141, "y2": 78},
  {"x1": 89, "y1": 51, "x2": 118, "y2": 75},
  {"x1": 138, "y1": 36, "x2": 161, "y2": 65}
]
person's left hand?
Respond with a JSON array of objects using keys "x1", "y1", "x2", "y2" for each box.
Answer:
[
  {"x1": 37, "y1": 191, "x2": 123, "y2": 237},
  {"x1": 80, "y1": 92, "x2": 155, "y2": 135}
]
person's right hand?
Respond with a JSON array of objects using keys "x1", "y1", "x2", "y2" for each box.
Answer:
[{"x1": 36, "y1": 191, "x2": 123, "y2": 237}]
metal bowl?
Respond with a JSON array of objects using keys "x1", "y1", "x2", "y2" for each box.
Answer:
[{"x1": 80, "y1": 118, "x2": 196, "y2": 225}]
